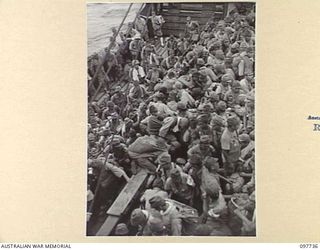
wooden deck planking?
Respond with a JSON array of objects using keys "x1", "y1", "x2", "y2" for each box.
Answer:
[{"x1": 159, "y1": 2, "x2": 228, "y2": 37}]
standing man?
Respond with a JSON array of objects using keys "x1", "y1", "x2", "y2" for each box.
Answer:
[
  {"x1": 221, "y1": 116, "x2": 241, "y2": 176},
  {"x1": 150, "y1": 10, "x2": 165, "y2": 47}
]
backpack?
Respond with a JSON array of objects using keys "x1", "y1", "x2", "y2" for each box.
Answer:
[{"x1": 201, "y1": 167, "x2": 220, "y2": 197}]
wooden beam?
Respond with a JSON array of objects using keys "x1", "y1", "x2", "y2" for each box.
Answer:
[
  {"x1": 96, "y1": 170, "x2": 149, "y2": 236},
  {"x1": 107, "y1": 170, "x2": 148, "y2": 216},
  {"x1": 96, "y1": 215, "x2": 119, "y2": 236}
]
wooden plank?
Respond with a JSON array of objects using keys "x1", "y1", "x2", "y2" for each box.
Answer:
[
  {"x1": 96, "y1": 171, "x2": 149, "y2": 236},
  {"x1": 96, "y1": 215, "x2": 119, "y2": 236},
  {"x1": 162, "y1": 18, "x2": 210, "y2": 24},
  {"x1": 163, "y1": 15, "x2": 211, "y2": 21},
  {"x1": 162, "y1": 3, "x2": 224, "y2": 11},
  {"x1": 180, "y1": 4, "x2": 204, "y2": 10},
  {"x1": 163, "y1": 13, "x2": 213, "y2": 20},
  {"x1": 107, "y1": 170, "x2": 148, "y2": 216}
]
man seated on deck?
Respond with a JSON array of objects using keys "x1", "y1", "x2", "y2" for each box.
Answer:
[
  {"x1": 129, "y1": 35, "x2": 144, "y2": 60},
  {"x1": 148, "y1": 92, "x2": 175, "y2": 118},
  {"x1": 129, "y1": 60, "x2": 146, "y2": 82},
  {"x1": 128, "y1": 79, "x2": 147, "y2": 104},
  {"x1": 110, "y1": 86, "x2": 127, "y2": 117}
]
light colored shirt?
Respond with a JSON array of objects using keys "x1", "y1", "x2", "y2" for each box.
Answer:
[
  {"x1": 239, "y1": 78, "x2": 252, "y2": 93},
  {"x1": 131, "y1": 66, "x2": 145, "y2": 81},
  {"x1": 221, "y1": 128, "x2": 240, "y2": 162}
]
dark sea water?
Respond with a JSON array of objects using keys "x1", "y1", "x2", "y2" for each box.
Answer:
[{"x1": 87, "y1": 3, "x2": 143, "y2": 56}]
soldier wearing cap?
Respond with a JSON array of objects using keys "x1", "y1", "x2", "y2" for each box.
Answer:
[
  {"x1": 211, "y1": 114, "x2": 226, "y2": 166},
  {"x1": 241, "y1": 28, "x2": 255, "y2": 48},
  {"x1": 238, "y1": 45, "x2": 254, "y2": 79},
  {"x1": 239, "y1": 133, "x2": 254, "y2": 162},
  {"x1": 195, "y1": 114, "x2": 214, "y2": 145},
  {"x1": 239, "y1": 72, "x2": 254, "y2": 93},
  {"x1": 156, "y1": 152, "x2": 175, "y2": 180},
  {"x1": 164, "y1": 167, "x2": 195, "y2": 206},
  {"x1": 101, "y1": 100, "x2": 120, "y2": 121},
  {"x1": 149, "y1": 196, "x2": 182, "y2": 236},
  {"x1": 149, "y1": 10, "x2": 165, "y2": 46},
  {"x1": 126, "y1": 22, "x2": 140, "y2": 39},
  {"x1": 187, "y1": 135, "x2": 217, "y2": 161},
  {"x1": 161, "y1": 103, "x2": 189, "y2": 156},
  {"x1": 184, "y1": 153, "x2": 203, "y2": 211},
  {"x1": 140, "y1": 178, "x2": 168, "y2": 211},
  {"x1": 128, "y1": 79, "x2": 147, "y2": 103},
  {"x1": 148, "y1": 92, "x2": 174, "y2": 118},
  {"x1": 216, "y1": 74, "x2": 233, "y2": 100},
  {"x1": 221, "y1": 116, "x2": 241, "y2": 176},
  {"x1": 111, "y1": 86, "x2": 127, "y2": 116},
  {"x1": 110, "y1": 138, "x2": 131, "y2": 172},
  {"x1": 227, "y1": 42, "x2": 240, "y2": 59},
  {"x1": 224, "y1": 80, "x2": 243, "y2": 107},
  {"x1": 161, "y1": 54, "x2": 177, "y2": 72},
  {"x1": 231, "y1": 42, "x2": 247, "y2": 79},
  {"x1": 130, "y1": 208, "x2": 163, "y2": 236},
  {"x1": 141, "y1": 42, "x2": 159, "y2": 70},
  {"x1": 197, "y1": 58, "x2": 218, "y2": 83},
  {"x1": 129, "y1": 34, "x2": 143, "y2": 60},
  {"x1": 145, "y1": 63, "x2": 162, "y2": 91},
  {"x1": 129, "y1": 60, "x2": 145, "y2": 82},
  {"x1": 212, "y1": 49, "x2": 225, "y2": 69},
  {"x1": 182, "y1": 115, "x2": 200, "y2": 148}
]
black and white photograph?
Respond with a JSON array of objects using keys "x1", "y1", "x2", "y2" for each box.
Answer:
[{"x1": 87, "y1": 2, "x2": 255, "y2": 237}]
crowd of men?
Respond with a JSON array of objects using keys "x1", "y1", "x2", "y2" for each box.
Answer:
[{"x1": 87, "y1": 3, "x2": 255, "y2": 236}]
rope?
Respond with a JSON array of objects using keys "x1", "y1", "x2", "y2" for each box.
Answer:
[
  {"x1": 89, "y1": 3, "x2": 146, "y2": 103},
  {"x1": 90, "y1": 57, "x2": 115, "y2": 102},
  {"x1": 89, "y1": 3, "x2": 133, "y2": 100}
]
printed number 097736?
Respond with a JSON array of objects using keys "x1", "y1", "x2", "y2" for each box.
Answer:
[{"x1": 299, "y1": 244, "x2": 318, "y2": 248}]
